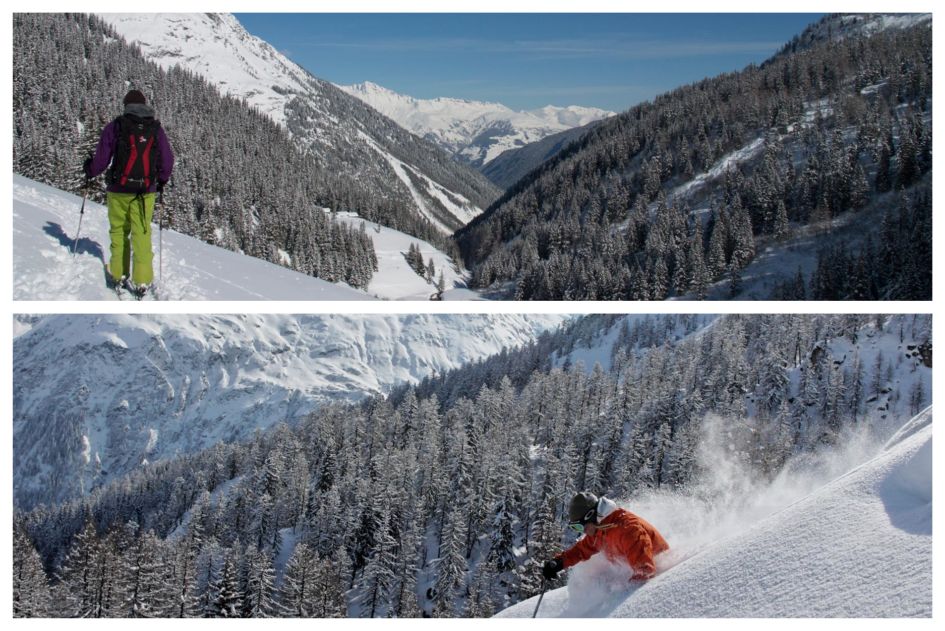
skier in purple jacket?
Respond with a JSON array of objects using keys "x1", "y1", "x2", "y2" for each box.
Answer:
[{"x1": 84, "y1": 89, "x2": 174, "y2": 296}]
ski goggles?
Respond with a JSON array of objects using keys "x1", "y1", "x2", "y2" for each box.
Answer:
[{"x1": 568, "y1": 508, "x2": 597, "y2": 533}]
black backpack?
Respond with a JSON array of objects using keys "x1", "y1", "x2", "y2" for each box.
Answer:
[{"x1": 107, "y1": 114, "x2": 161, "y2": 192}]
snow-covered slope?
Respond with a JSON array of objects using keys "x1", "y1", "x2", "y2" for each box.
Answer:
[
  {"x1": 667, "y1": 107, "x2": 930, "y2": 300},
  {"x1": 553, "y1": 314, "x2": 718, "y2": 373},
  {"x1": 498, "y1": 407, "x2": 932, "y2": 617},
  {"x1": 12, "y1": 313, "x2": 567, "y2": 509},
  {"x1": 12, "y1": 174, "x2": 475, "y2": 301},
  {"x1": 99, "y1": 13, "x2": 306, "y2": 128},
  {"x1": 99, "y1": 13, "x2": 499, "y2": 234},
  {"x1": 339, "y1": 81, "x2": 614, "y2": 169}
]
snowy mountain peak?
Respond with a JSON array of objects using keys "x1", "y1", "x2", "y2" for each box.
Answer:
[
  {"x1": 528, "y1": 104, "x2": 615, "y2": 127},
  {"x1": 100, "y1": 13, "x2": 313, "y2": 128},
  {"x1": 338, "y1": 80, "x2": 615, "y2": 168}
]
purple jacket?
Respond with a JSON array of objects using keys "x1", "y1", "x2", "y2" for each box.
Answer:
[{"x1": 88, "y1": 104, "x2": 174, "y2": 194}]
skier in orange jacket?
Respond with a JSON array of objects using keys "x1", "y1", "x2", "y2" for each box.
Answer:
[{"x1": 542, "y1": 492, "x2": 669, "y2": 582}]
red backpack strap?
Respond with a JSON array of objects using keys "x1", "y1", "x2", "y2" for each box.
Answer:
[
  {"x1": 141, "y1": 136, "x2": 155, "y2": 190},
  {"x1": 119, "y1": 134, "x2": 138, "y2": 186}
]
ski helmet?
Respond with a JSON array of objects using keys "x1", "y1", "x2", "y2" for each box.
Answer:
[{"x1": 568, "y1": 491, "x2": 599, "y2": 524}]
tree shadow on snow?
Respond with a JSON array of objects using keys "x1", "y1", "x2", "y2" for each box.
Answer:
[{"x1": 43, "y1": 221, "x2": 105, "y2": 263}]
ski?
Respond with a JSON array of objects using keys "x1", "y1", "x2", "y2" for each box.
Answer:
[
  {"x1": 105, "y1": 266, "x2": 127, "y2": 300},
  {"x1": 110, "y1": 282, "x2": 127, "y2": 300}
]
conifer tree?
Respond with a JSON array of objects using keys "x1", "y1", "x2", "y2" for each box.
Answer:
[{"x1": 13, "y1": 527, "x2": 51, "y2": 617}]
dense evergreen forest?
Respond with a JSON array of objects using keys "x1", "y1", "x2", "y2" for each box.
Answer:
[
  {"x1": 14, "y1": 314, "x2": 931, "y2": 617},
  {"x1": 456, "y1": 16, "x2": 931, "y2": 300}
]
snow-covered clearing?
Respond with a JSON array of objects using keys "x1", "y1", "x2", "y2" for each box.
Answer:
[
  {"x1": 332, "y1": 211, "x2": 468, "y2": 301},
  {"x1": 498, "y1": 408, "x2": 932, "y2": 618},
  {"x1": 671, "y1": 137, "x2": 765, "y2": 200},
  {"x1": 553, "y1": 315, "x2": 719, "y2": 373}
]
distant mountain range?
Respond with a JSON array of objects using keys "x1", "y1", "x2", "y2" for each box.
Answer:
[{"x1": 338, "y1": 81, "x2": 614, "y2": 171}]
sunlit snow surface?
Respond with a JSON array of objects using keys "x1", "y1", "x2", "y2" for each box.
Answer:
[
  {"x1": 99, "y1": 13, "x2": 310, "y2": 128},
  {"x1": 12, "y1": 174, "x2": 476, "y2": 301}
]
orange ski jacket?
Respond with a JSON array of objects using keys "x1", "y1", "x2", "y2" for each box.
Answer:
[{"x1": 556, "y1": 506, "x2": 669, "y2": 579}]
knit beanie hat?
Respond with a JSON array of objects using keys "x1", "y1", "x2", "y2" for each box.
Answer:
[{"x1": 123, "y1": 89, "x2": 147, "y2": 105}]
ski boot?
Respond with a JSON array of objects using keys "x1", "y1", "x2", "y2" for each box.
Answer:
[{"x1": 123, "y1": 278, "x2": 150, "y2": 300}]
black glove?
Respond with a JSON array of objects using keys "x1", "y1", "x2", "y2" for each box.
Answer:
[
  {"x1": 542, "y1": 558, "x2": 563, "y2": 580},
  {"x1": 82, "y1": 157, "x2": 93, "y2": 181},
  {"x1": 156, "y1": 180, "x2": 167, "y2": 194}
]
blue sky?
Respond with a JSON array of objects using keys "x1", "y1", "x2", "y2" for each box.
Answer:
[{"x1": 235, "y1": 13, "x2": 823, "y2": 112}]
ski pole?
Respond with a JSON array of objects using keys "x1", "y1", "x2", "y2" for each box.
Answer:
[
  {"x1": 532, "y1": 578, "x2": 547, "y2": 618},
  {"x1": 72, "y1": 183, "x2": 90, "y2": 259},
  {"x1": 158, "y1": 190, "x2": 165, "y2": 290}
]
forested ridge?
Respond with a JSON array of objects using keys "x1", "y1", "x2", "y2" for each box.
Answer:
[
  {"x1": 455, "y1": 16, "x2": 931, "y2": 300},
  {"x1": 14, "y1": 314, "x2": 931, "y2": 617}
]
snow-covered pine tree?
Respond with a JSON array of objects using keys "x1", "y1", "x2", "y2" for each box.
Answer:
[
  {"x1": 213, "y1": 551, "x2": 243, "y2": 618},
  {"x1": 278, "y1": 542, "x2": 316, "y2": 617},
  {"x1": 433, "y1": 502, "x2": 468, "y2": 617},
  {"x1": 242, "y1": 544, "x2": 280, "y2": 617},
  {"x1": 13, "y1": 526, "x2": 51, "y2": 617},
  {"x1": 119, "y1": 527, "x2": 168, "y2": 617},
  {"x1": 358, "y1": 505, "x2": 399, "y2": 617}
]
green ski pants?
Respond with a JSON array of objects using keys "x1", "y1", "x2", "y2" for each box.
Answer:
[{"x1": 107, "y1": 192, "x2": 155, "y2": 286}]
